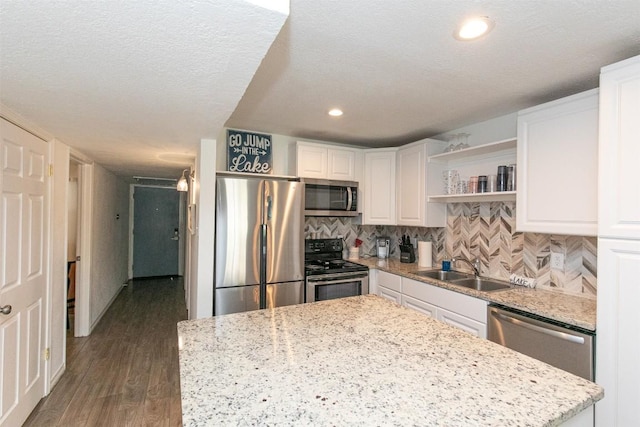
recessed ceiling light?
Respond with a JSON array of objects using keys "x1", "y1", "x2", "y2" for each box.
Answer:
[
  {"x1": 328, "y1": 108, "x2": 343, "y2": 117},
  {"x1": 454, "y1": 16, "x2": 494, "y2": 41}
]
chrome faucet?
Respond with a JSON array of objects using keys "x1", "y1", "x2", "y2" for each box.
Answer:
[{"x1": 452, "y1": 257, "x2": 481, "y2": 277}]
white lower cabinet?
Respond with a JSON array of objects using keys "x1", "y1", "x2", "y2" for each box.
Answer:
[
  {"x1": 373, "y1": 270, "x2": 488, "y2": 338},
  {"x1": 376, "y1": 270, "x2": 403, "y2": 304},
  {"x1": 378, "y1": 286, "x2": 402, "y2": 304},
  {"x1": 436, "y1": 308, "x2": 486, "y2": 338},
  {"x1": 401, "y1": 295, "x2": 437, "y2": 318},
  {"x1": 402, "y1": 277, "x2": 488, "y2": 338},
  {"x1": 377, "y1": 270, "x2": 401, "y2": 292}
]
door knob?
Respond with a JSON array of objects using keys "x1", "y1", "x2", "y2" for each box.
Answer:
[{"x1": 1, "y1": 305, "x2": 11, "y2": 315}]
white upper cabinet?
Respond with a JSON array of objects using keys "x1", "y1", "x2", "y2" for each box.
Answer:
[
  {"x1": 296, "y1": 143, "x2": 327, "y2": 178},
  {"x1": 296, "y1": 141, "x2": 357, "y2": 181},
  {"x1": 396, "y1": 140, "x2": 445, "y2": 227},
  {"x1": 363, "y1": 149, "x2": 397, "y2": 225},
  {"x1": 516, "y1": 89, "x2": 599, "y2": 236},
  {"x1": 598, "y1": 56, "x2": 640, "y2": 240},
  {"x1": 327, "y1": 147, "x2": 356, "y2": 181}
]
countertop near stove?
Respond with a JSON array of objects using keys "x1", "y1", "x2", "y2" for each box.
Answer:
[
  {"x1": 177, "y1": 295, "x2": 603, "y2": 426},
  {"x1": 353, "y1": 257, "x2": 596, "y2": 331}
]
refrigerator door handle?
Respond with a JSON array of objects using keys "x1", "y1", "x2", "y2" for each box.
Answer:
[
  {"x1": 260, "y1": 223, "x2": 267, "y2": 309},
  {"x1": 266, "y1": 195, "x2": 273, "y2": 221}
]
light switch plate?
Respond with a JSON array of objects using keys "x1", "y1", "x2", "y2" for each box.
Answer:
[{"x1": 550, "y1": 252, "x2": 565, "y2": 270}]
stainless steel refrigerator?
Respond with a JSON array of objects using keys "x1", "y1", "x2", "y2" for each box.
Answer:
[{"x1": 215, "y1": 175, "x2": 305, "y2": 315}]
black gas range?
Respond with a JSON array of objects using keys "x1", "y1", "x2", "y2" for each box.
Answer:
[{"x1": 304, "y1": 238, "x2": 369, "y2": 303}]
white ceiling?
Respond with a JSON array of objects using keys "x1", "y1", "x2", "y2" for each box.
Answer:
[
  {"x1": 0, "y1": 0, "x2": 288, "y2": 178},
  {"x1": 2, "y1": 1, "x2": 640, "y2": 179}
]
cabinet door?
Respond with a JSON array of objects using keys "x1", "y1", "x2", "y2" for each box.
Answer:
[
  {"x1": 363, "y1": 150, "x2": 396, "y2": 225},
  {"x1": 327, "y1": 148, "x2": 356, "y2": 181},
  {"x1": 598, "y1": 56, "x2": 640, "y2": 240},
  {"x1": 396, "y1": 143, "x2": 425, "y2": 226},
  {"x1": 378, "y1": 285, "x2": 401, "y2": 304},
  {"x1": 402, "y1": 295, "x2": 437, "y2": 318},
  {"x1": 596, "y1": 238, "x2": 640, "y2": 425},
  {"x1": 296, "y1": 143, "x2": 327, "y2": 178},
  {"x1": 377, "y1": 270, "x2": 401, "y2": 292},
  {"x1": 437, "y1": 307, "x2": 487, "y2": 338},
  {"x1": 516, "y1": 89, "x2": 599, "y2": 236}
]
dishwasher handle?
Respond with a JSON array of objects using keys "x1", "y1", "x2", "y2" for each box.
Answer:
[{"x1": 492, "y1": 310, "x2": 585, "y2": 345}]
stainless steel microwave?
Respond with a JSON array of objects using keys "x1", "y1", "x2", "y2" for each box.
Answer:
[{"x1": 303, "y1": 178, "x2": 359, "y2": 217}]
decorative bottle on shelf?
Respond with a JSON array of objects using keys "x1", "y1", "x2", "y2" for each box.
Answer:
[
  {"x1": 497, "y1": 165, "x2": 508, "y2": 192},
  {"x1": 507, "y1": 164, "x2": 516, "y2": 191}
]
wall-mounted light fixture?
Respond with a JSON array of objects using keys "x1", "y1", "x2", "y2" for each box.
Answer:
[{"x1": 176, "y1": 169, "x2": 190, "y2": 192}]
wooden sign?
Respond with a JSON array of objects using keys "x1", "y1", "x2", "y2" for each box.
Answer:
[{"x1": 227, "y1": 129, "x2": 272, "y2": 174}]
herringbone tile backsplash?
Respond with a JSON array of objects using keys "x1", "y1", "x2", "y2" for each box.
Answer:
[{"x1": 305, "y1": 201, "x2": 597, "y2": 297}]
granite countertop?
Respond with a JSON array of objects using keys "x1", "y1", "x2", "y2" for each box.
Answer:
[
  {"x1": 178, "y1": 296, "x2": 603, "y2": 426},
  {"x1": 353, "y1": 257, "x2": 596, "y2": 331}
]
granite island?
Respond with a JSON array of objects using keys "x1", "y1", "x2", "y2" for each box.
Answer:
[{"x1": 177, "y1": 295, "x2": 602, "y2": 426}]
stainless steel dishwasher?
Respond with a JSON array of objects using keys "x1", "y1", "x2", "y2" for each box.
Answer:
[{"x1": 487, "y1": 304, "x2": 595, "y2": 381}]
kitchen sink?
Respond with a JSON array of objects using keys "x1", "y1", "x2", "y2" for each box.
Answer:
[
  {"x1": 410, "y1": 270, "x2": 473, "y2": 281},
  {"x1": 448, "y1": 277, "x2": 512, "y2": 292}
]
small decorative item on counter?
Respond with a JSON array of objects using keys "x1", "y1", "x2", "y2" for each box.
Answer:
[
  {"x1": 509, "y1": 274, "x2": 535, "y2": 288},
  {"x1": 441, "y1": 254, "x2": 452, "y2": 271},
  {"x1": 348, "y1": 246, "x2": 360, "y2": 259}
]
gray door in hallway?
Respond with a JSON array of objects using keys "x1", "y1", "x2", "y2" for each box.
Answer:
[{"x1": 133, "y1": 186, "x2": 180, "y2": 278}]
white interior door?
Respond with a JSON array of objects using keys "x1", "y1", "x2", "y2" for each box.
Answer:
[{"x1": 0, "y1": 119, "x2": 48, "y2": 426}]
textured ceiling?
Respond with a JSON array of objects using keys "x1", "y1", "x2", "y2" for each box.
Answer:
[
  {"x1": 0, "y1": 0, "x2": 288, "y2": 178},
  {"x1": 1, "y1": 1, "x2": 640, "y2": 179},
  {"x1": 228, "y1": 0, "x2": 640, "y2": 146}
]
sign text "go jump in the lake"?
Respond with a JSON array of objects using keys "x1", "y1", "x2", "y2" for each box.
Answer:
[{"x1": 227, "y1": 129, "x2": 272, "y2": 174}]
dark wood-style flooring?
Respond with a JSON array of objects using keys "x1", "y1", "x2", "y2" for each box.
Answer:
[{"x1": 24, "y1": 277, "x2": 187, "y2": 426}]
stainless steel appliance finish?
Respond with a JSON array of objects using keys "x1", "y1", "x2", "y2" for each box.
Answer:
[
  {"x1": 302, "y1": 178, "x2": 358, "y2": 217},
  {"x1": 306, "y1": 271, "x2": 369, "y2": 303},
  {"x1": 305, "y1": 238, "x2": 369, "y2": 303},
  {"x1": 215, "y1": 175, "x2": 305, "y2": 315},
  {"x1": 488, "y1": 304, "x2": 595, "y2": 381}
]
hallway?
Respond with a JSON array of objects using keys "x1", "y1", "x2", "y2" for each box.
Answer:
[{"x1": 24, "y1": 277, "x2": 188, "y2": 426}]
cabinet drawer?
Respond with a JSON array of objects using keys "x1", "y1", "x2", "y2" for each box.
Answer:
[
  {"x1": 402, "y1": 277, "x2": 487, "y2": 323},
  {"x1": 378, "y1": 285, "x2": 401, "y2": 304},
  {"x1": 402, "y1": 295, "x2": 437, "y2": 318},
  {"x1": 437, "y1": 308, "x2": 487, "y2": 339},
  {"x1": 378, "y1": 270, "x2": 402, "y2": 292}
]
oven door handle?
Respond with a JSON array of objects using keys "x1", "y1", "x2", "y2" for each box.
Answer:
[{"x1": 307, "y1": 274, "x2": 368, "y2": 285}]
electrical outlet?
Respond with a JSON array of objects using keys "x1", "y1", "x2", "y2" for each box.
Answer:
[{"x1": 550, "y1": 252, "x2": 565, "y2": 270}]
